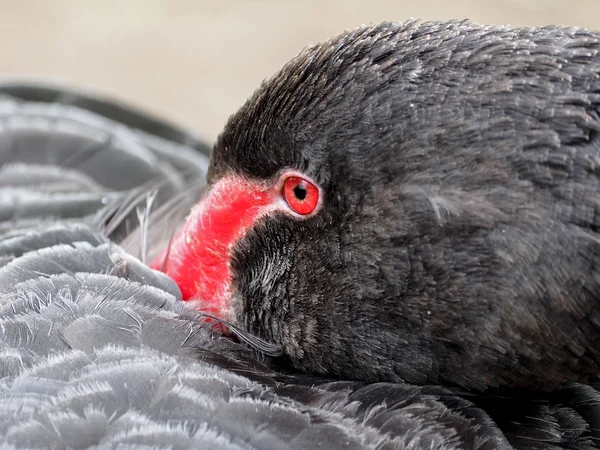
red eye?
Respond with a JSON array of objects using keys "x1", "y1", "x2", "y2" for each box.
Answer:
[{"x1": 282, "y1": 176, "x2": 320, "y2": 215}]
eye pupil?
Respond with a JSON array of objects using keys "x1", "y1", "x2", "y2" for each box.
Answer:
[{"x1": 293, "y1": 185, "x2": 307, "y2": 200}]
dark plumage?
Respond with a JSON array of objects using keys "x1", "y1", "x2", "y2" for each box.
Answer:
[
  {"x1": 158, "y1": 20, "x2": 600, "y2": 392},
  {"x1": 0, "y1": 82, "x2": 509, "y2": 449},
  {"x1": 4, "y1": 80, "x2": 600, "y2": 449}
]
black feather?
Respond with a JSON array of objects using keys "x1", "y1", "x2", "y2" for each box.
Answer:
[{"x1": 211, "y1": 20, "x2": 600, "y2": 392}]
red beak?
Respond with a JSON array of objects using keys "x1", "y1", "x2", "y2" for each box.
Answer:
[{"x1": 150, "y1": 176, "x2": 275, "y2": 322}]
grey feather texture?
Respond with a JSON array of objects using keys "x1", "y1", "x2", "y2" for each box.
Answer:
[{"x1": 0, "y1": 81, "x2": 209, "y2": 248}]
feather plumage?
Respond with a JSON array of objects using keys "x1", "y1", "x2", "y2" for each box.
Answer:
[{"x1": 1, "y1": 46, "x2": 600, "y2": 449}]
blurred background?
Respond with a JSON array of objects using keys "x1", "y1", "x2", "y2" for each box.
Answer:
[{"x1": 1, "y1": 0, "x2": 599, "y2": 141}]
